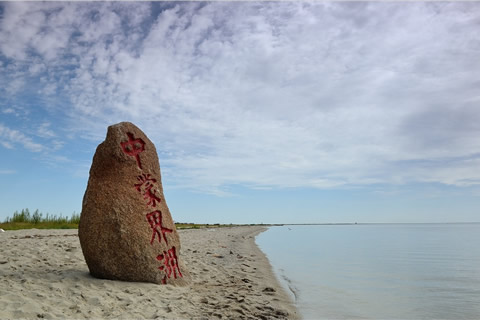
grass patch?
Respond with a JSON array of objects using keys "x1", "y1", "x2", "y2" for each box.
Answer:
[{"x1": 1, "y1": 208, "x2": 80, "y2": 230}]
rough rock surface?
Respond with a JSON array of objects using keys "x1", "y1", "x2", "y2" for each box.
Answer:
[{"x1": 79, "y1": 122, "x2": 189, "y2": 285}]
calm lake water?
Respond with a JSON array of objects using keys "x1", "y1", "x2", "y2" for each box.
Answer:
[{"x1": 256, "y1": 224, "x2": 480, "y2": 320}]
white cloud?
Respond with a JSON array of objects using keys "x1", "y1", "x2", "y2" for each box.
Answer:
[
  {"x1": 5, "y1": 78, "x2": 26, "y2": 95},
  {"x1": 0, "y1": 105, "x2": 29, "y2": 118},
  {"x1": 1, "y1": 2, "x2": 480, "y2": 191},
  {"x1": 0, "y1": 123, "x2": 44, "y2": 152},
  {"x1": 28, "y1": 62, "x2": 46, "y2": 75},
  {"x1": 0, "y1": 169, "x2": 15, "y2": 174},
  {"x1": 2, "y1": 107, "x2": 15, "y2": 114},
  {"x1": 37, "y1": 122, "x2": 56, "y2": 138},
  {"x1": 0, "y1": 141, "x2": 13, "y2": 149},
  {"x1": 0, "y1": 2, "x2": 44, "y2": 60}
]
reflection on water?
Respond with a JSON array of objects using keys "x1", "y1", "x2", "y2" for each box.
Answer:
[{"x1": 256, "y1": 224, "x2": 480, "y2": 319}]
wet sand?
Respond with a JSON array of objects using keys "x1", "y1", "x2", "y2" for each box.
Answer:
[{"x1": 0, "y1": 226, "x2": 298, "y2": 319}]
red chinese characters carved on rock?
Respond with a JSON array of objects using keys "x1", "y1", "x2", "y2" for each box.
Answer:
[
  {"x1": 146, "y1": 210, "x2": 173, "y2": 245},
  {"x1": 121, "y1": 132, "x2": 183, "y2": 283},
  {"x1": 157, "y1": 246, "x2": 183, "y2": 284},
  {"x1": 135, "y1": 174, "x2": 162, "y2": 207},
  {"x1": 120, "y1": 132, "x2": 145, "y2": 169}
]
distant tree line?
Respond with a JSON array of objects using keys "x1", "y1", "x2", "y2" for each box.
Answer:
[{"x1": 3, "y1": 208, "x2": 80, "y2": 224}]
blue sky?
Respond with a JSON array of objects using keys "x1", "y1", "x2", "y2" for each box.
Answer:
[{"x1": 1, "y1": 2, "x2": 479, "y2": 224}]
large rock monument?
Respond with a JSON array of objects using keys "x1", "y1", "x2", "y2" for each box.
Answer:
[{"x1": 79, "y1": 122, "x2": 189, "y2": 285}]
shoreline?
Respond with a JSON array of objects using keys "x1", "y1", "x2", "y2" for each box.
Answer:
[{"x1": 0, "y1": 226, "x2": 299, "y2": 319}]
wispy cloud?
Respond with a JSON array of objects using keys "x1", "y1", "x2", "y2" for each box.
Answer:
[
  {"x1": 1, "y1": 2, "x2": 479, "y2": 191},
  {"x1": 2, "y1": 107, "x2": 15, "y2": 114},
  {"x1": 37, "y1": 122, "x2": 56, "y2": 138},
  {"x1": 0, "y1": 140, "x2": 13, "y2": 149},
  {"x1": 0, "y1": 169, "x2": 16, "y2": 174},
  {"x1": 0, "y1": 123, "x2": 44, "y2": 152}
]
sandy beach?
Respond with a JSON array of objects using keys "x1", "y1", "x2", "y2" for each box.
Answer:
[{"x1": 0, "y1": 226, "x2": 298, "y2": 319}]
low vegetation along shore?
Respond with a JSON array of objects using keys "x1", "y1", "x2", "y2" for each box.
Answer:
[
  {"x1": 0, "y1": 208, "x2": 268, "y2": 231},
  {"x1": 1, "y1": 209, "x2": 81, "y2": 230}
]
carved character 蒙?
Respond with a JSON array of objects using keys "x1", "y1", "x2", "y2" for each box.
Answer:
[{"x1": 135, "y1": 174, "x2": 161, "y2": 207}]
